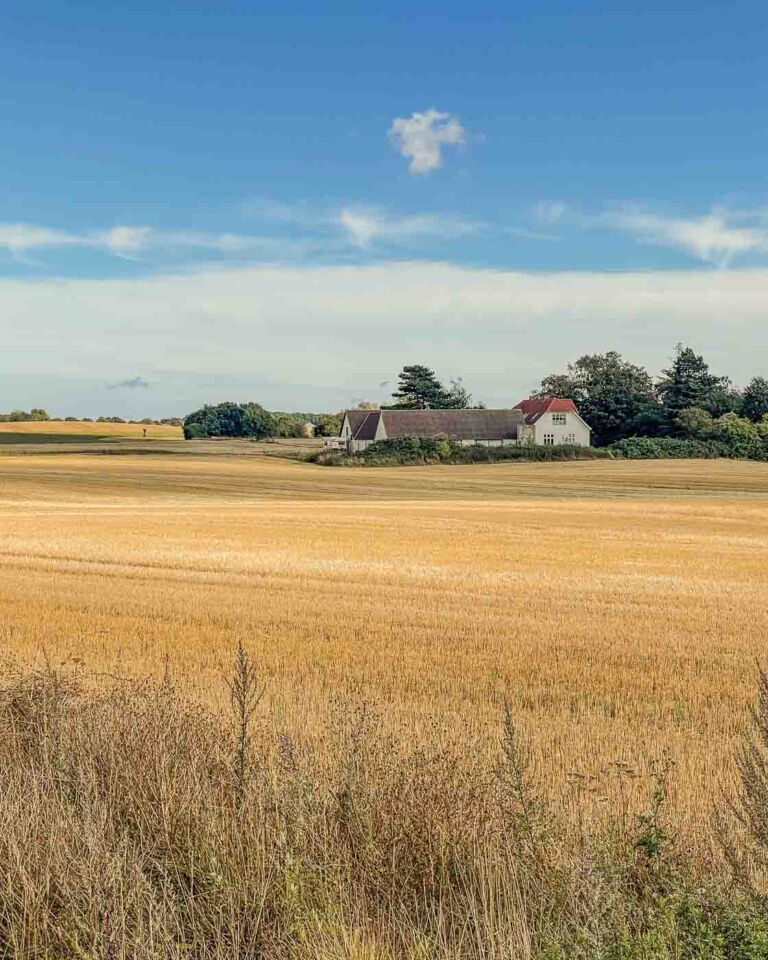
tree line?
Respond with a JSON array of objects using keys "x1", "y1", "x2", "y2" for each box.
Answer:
[
  {"x1": 0, "y1": 409, "x2": 183, "y2": 426},
  {"x1": 180, "y1": 347, "x2": 768, "y2": 457},
  {"x1": 536, "y1": 344, "x2": 768, "y2": 448},
  {"x1": 183, "y1": 403, "x2": 341, "y2": 440},
  {"x1": 0, "y1": 408, "x2": 53, "y2": 423}
]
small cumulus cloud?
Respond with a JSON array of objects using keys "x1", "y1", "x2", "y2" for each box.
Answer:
[
  {"x1": 100, "y1": 225, "x2": 155, "y2": 259},
  {"x1": 108, "y1": 376, "x2": 150, "y2": 389},
  {"x1": 339, "y1": 210, "x2": 380, "y2": 247},
  {"x1": 388, "y1": 109, "x2": 466, "y2": 175}
]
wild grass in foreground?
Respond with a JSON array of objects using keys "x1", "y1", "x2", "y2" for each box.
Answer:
[{"x1": 2, "y1": 647, "x2": 768, "y2": 959}]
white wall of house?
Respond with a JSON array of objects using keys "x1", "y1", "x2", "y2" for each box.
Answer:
[
  {"x1": 459, "y1": 438, "x2": 519, "y2": 447},
  {"x1": 531, "y1": 411, "x2": 590, "y2": 447}
]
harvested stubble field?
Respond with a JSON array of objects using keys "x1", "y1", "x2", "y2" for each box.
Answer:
[
  {"x1": 0, "y1": 420, "x2": 183, "y2": 441},
  {"x1": 1, "y1": 454, "x2": 767, "y2": 850}
]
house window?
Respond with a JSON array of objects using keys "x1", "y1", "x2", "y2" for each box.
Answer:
[
  {"x1": 564, "y1": 433, "x2": 576, "y2": 445},
  {"x1": 552, "y1": 413, "x2": 567, "y2": 425},
  {"x1": 543, "y1": 433, "x2": 555, "y2": 445}
]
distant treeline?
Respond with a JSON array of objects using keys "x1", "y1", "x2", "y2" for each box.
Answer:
[
  {"x1": 183, "y1": 403, "x2": 340, "y2": 440},
  {"x1": 0, "y1": 409, "x2": 182, "y2": 426},
  {"x1": 0, "y1": 408, "x2": 53, "y2": 423}
]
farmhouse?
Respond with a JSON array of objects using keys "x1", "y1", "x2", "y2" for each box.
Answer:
[
  {"x1": 513, "y1": 397, "x2": 591, "y2": 447},
  {"x1": 339, "y1": 399, "x2": 590, "y2": 454}
]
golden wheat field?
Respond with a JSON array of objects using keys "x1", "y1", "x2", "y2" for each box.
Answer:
[
  {"x1": 1, "y1": 453, "x2": 767, "y2": 856},
  {"x1": 0, "y1": 419, "x2": 183, "y2": 440}
]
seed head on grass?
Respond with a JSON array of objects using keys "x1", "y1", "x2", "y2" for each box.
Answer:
[{"x1": 225, "y1": 640, "x2": 265, "y2": 807}]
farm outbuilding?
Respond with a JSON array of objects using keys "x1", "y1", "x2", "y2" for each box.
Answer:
[{"x1": 339, "y1": 400, "x2": 591, "y2": 454}]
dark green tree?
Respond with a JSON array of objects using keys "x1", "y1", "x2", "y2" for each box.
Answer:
[
  {"x1": 183, "y1": 402, "x2": 276, "y2": 440},
  {"x1": 537, "y1": 351, "x2": 659, "y2": 446},
  {"x1": 741, "y1": 376, "x2": 768, "y2": 422},
  {"x1": 241, "y1": 402, "x2": 278, "y2": 439},
  {"x1": 656, "y1": 345, "x2": 733, "y2": 421},
  {"x1": 390, "y1": 366, "x2": 475, "y2": 409},
  {"x1": 391, "y1": 365, "x2": 451, "y2": 409}
]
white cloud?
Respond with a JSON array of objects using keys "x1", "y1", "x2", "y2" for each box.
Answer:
[
  {"x1": 611, "y1": 209, "x2": 768, "y2": 267},
  {"x1": 0, "y1": 222, "x2": 312, "y2": 263},
  {"x1": 100, "y1": 226, "x2": 155, "y2": 258},
  {"x1": 0, "y1": 223, "x2": 87, "y2": 258},
  {"x1": 2, "y1": 261, "x2": 768, "y2": 414},
  {"x1": 339, "y1": 210, "x2": 379, "y2": 247},
  {"x1": 0, "y1": 209, "x2": 480, "y2": 264},
  {"x1": 388, "y1": 109, "x2": 466, "y2": 174},
  {"x1": 339, "y1": 207, "x2": 479, "y2": 247}
]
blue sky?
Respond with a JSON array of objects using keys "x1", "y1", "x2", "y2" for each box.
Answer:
[{"x1": 2, "y1": 1, "x2": 768, "y2": 415}]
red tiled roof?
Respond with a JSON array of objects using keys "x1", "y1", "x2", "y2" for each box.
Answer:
[{"x1": 513, "y1": 397, "x2": 578, "y2": 425}]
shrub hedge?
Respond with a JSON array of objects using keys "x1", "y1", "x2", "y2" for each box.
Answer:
[
  {"x1": 610, "y1": 435, "x2": 768, "y2": 461},
  {"x1": 312, "y1": 438, "x2": 612, "y2": 467}
]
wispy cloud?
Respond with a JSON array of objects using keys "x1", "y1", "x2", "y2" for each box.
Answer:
[
  {"x1": 0, "y1": 223, "x2": 88, "y2": 259},
  {"x1": 338, "y1": 207, "x2": 480, "y2": 247},
  {"x1": 108, "y1": 375, "x2": 150, "y2": 389},
  {"x1": 0, "y1": 222, "x2": 315, "y2": 263},
  {"x1": 388, "y1": 109, "x2": 466, "y2": 175},
  {"x1": 246, "y1": 198, "x2": 482, "y2": 250},
  {"x1": 534, "y1": 201, "x2": 568, "y2": 224},
  {"x1": 608, "y1": 208, "x2": 768, "y2": 267},
  {"x1": 241, "y1": 198, "x2": 324, "y2": 228}
]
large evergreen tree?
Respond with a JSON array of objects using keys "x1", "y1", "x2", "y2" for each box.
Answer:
[
  {"x1": 656, "y1": 345, "x2": 734, "y2": 420},
  {"x1": 537, "y1": 351, "x2": 659, "y2": 446},
  {"x1": 391, "y1": 365, "x2": 473, "y2": 409}
]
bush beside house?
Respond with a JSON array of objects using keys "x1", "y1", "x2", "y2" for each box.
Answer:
[{"x1": 313, "y1": 437, "x2": 612, "y2": 467}]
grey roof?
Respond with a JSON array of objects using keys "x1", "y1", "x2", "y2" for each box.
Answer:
[
  {"x1": 342, "y1": 408, "x2": 525, "y2": 442},
  {"x1": 343, "y1": 410, "x2": 371, "y2": 434},
  {"x1": 355, "y1": 411, "x2": 381, "y2": 441}
]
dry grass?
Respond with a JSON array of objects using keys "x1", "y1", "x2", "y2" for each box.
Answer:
[
  {"x1": 1, "y1": 454, "x2": 767, "y2": 868},
  {"x1": 2, "y1": 454, "x2": 768, "y2": 955}
]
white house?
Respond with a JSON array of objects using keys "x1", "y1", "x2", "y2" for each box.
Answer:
[
  {"x1": 513, "y1": 397, "x2": 591, "y2": 447},
  {"x1": 338, "y1": 399, "x2": 590, "y2": 454}
]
